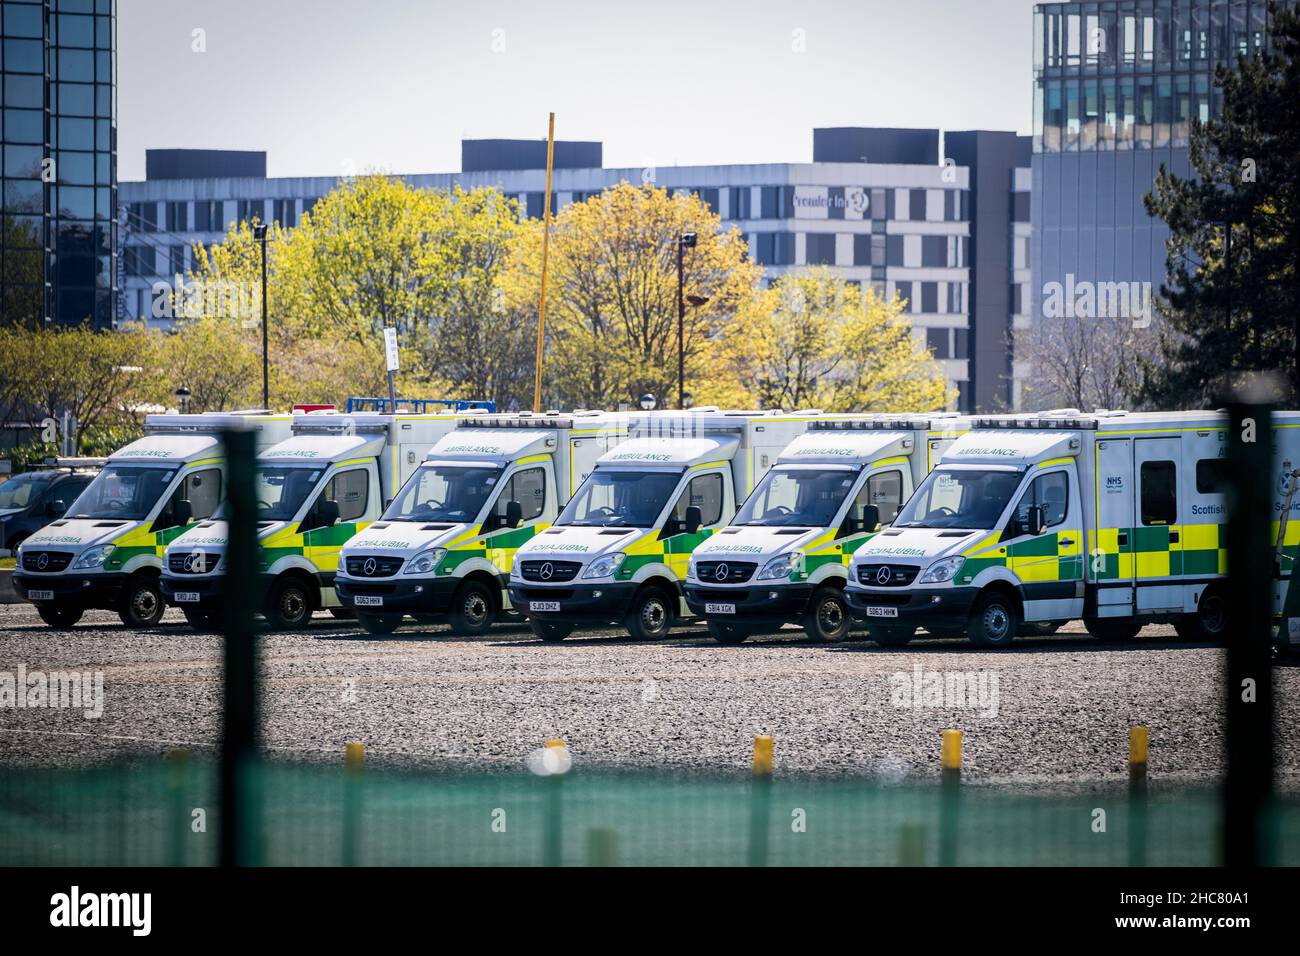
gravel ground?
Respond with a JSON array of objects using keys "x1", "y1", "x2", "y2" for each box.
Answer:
[{"x1": 2, "y1": 603, "x2": 1298, "y2": 789}]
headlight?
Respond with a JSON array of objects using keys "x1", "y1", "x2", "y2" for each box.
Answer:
[
  {"x1": 511, "y1": 553, "x2": 523, "y2": 578},
  {"x1": 404, "y1": 548, "x2": 446, "y2": 575},
  {"x1": 757, "y1": 553, "x2": 799, "y2": 581},
  {"x1": 918, "y1": 556, "x2": 965, "y2": 584},
  {"x1": 582, "y1": 552, "x2": 626, "y2": 579},
  {"x1": 71, "y1": 544, "x2": 116, "y2": 570}
]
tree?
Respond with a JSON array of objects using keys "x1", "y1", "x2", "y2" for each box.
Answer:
[
  {"x1": 501, "y1": 183, "x2": 759, "y2": 410},
  {"x1": 1015, "y1": 312, "x2": 1160, "y2": 411},
  {"x1": 1140, "y1": 1, "x2": 1300, "y2": 406},
  {"x1": 728, "y1": 270, "x2": 951, "y2": 412}
]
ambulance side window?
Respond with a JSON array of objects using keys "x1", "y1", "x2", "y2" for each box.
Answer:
[
  {"x1": 1140, "y1": 461, "x2": 1177, "y2": 526},
  {"x1": 499, "y1": 467, "x2": 546, "y2": 522},
  {"x1": 1195, "y1": 458, "x2": 1227, "y2": 494},
  {"x1": 674, "y1": 473, "x2": 723, "y2": 527},
  {"x1": 157, "y1": 468, "x2": 221, "y2": 530},
  {"x1": 1013, "y1": 471, "x2": 1069, "y2": 531},
  {"x1": 325, "y1": 469, "x2": 369, "y2": 523},
  {"x1": 858, "y1": 470, "x2": 904, "y2": 526}
]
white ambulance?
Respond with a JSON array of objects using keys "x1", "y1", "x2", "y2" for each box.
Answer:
[
  {"x1": 161, "y1": 407, "x2": 470, "y2": 629},
  {"x1": 15, "y1": 412, "x2": 292, "y2": 628},
  {"x1": 507, "y1": 409, "x2": 820, "y2": 641},
  {"x1": 844, "y1": 409, "x2": 1300, "y2": 647},
  {"x1": 334, "y1": 411, "x2": 629, "y2": 635},
  {"x1": 685, "y1": 414, "x2": 969, "y2": 643}
]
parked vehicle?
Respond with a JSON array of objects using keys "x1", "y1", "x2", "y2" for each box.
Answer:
[
  {"x1": 335, "y1": 410, "x2": 630, "y2": 635},
  {"x1": 0, "y1": 459, "x2": 102, "y2": 558},
  {"x1": 685, "y1": 414, "x2": 970, "y2": 643},
  {"x1": 14, "y1": 413, "x2": 292, "y2": 628},
  {"x1": 843, "y1": 409, "x2": 1299, "y2": 647},
  {"x1": 508, "y1": 408, "x2": 821, "y2": 641},
  {"x1": 162, "y1": 404, "x2": 472, "y2": 629}
]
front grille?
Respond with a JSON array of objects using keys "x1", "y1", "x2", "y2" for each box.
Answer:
[
  {"x1": 520, "y1": 560, "x2": 581, "y2": 583},
  {"x1": 168, "y1": 551, "x2": 222, "y2": 574},
  {"x1": 345, "y1": 555, "x2": 404, "y2": 578},
  {"x1": 857, "y1": 563, "x2": 920, "y2": 587},
  {"x1": 21, "y1": 550, "x2": 72, "y2": 573},
  {"x1": 694, "y1": 561, "x2": 757, "y2": 583}
]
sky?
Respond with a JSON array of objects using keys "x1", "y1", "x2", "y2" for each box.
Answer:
[{"x1": 118, "y1": 0, "x2": 1045, "y2": 182}]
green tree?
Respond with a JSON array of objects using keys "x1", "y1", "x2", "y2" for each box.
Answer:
[{"x1": 1140, "y1": 2, "x2": 1300, "y2": 405}]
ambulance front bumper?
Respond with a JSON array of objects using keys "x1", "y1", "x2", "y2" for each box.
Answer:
[
  {"x1": 14, "y1": 571, "x2": 123, "y2": 609},
  {"x1": 334, "y1": 573, "x2": 461, "y2": 613},
  {"x1": 160, "y1": 573, "x2": 226, "y2": 607},
  {"x1": 844, "y1": 585, "x2": 979, "y2": 630},
  {"x1": 507, "y1": 581, "x2": 638, "y2": 623},
  {"x1": 683, "y1": 582, "x2": 814, "y2": 624}
]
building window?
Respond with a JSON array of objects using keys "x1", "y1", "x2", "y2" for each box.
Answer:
[
  {"x1": 753, "y1": 232, "x2": 794, "y2": 266},
  {"x1": 1012, "y1": 192, "x2": 1030, "y2": 223},
  {"x1": 731, "y1": 186, "x2": 751, "y2": 219},
  {"x1": 853, "y1": 234, "x2": 871, "y2": 266},
  {"x1": 166, "y1": 202, "x2": 187, "y2": 232},
  {"x1": 237, "y1": 199, "x2": 264, "y2": 224},
  {"x1": 909, "y1": 189, "x2": 926, "y2": 221},
  {"x1": 926, "y1": 327, "x2": 950, "y2": 359},
  {"x1": 886, "y1": 235, "x2": 905, "y2": 267},
  {"x1": 921, "y1": 236, "x2": 947, "y2": 268},
  {"x1": 920, "y1": 282, "x2": 938, "y2": 313},
  {"x1": 273, "y1": 198, "x2": 296, "y2": 227},
  {"x1": 805, "y1": 232, "x2": 836, "y2": 266}
]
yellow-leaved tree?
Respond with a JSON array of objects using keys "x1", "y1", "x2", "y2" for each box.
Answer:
[{"x1": 500, "y1": 183, "x2": 758, "y2": 411}]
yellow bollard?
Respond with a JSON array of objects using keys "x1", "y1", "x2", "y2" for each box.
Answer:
[
  {"x1": 1129, "y1": 726, "x2": 1148, "y2": 793},
  {"x1": 345, "y1": 741, "x2": 365, "y2": 771},
  {"x1": 941, "y1": 729, "x2": 962, "y2": 775},
  {"x1": 752, "y1": 735, "x2": 774, "y2": 776},
  {"x1": 544, "y1": 738, "x2": 566, "y2": 749}
]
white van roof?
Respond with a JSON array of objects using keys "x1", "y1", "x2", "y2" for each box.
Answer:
[
  {"x1": 777, "y1": 429, "x2": 912, "y2": 466},
  {"x1": 109, "y1": 433, "x2": 221, "y2": 465},
  {"x1": 598, "y1": 435, "x2": 740, "y2": 469},
  {"x1": 941, "y1": 429, "x2": 1078, "y2": 467}
]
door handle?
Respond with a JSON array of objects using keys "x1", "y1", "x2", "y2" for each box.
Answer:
[
  {"x1": 1117, "y1": 532, "x2": 1128, "y2": 546},
  {"x1": 1058, "y1": 538, "x2": 1075, "y2": 547},
  {"x1": 1169, "y1": 530, "x2": 1180, "y2": 543}
]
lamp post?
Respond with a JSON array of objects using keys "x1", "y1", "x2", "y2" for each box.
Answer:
[
  {"x1": 253, "y1": 222, "x2": 269, "y2": 410},
  {"x1": 677, "y1": 232, "x2": 699, "y2": 409},
  {"x1": 175, "y1": 385, "x2": 191, "y2": 415},
  {"x1": 639, "y1": 393, "x2": 657, "y2": 411}
]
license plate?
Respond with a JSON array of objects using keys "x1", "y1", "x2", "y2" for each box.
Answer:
[
  {"x1": 354, "y1": 595, "x2": 383, "y2": 607},
  {"x1": 174, "y1": 591, "x2": 200, "y2": 603},
  {"x1": 28, "y1": 589, "x2": 53, "y2": 601},
  {"x1": 705, "y1": 603, "x2": 736, "y2": 614},
  {"x1": 530, "y1": 601, "x2": 560, "y2": 612},
  {"x1": 865, "y1": 606, "x2": 899, "y2": 618}
]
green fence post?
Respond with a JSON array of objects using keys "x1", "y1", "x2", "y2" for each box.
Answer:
[
  {"x1": 748, "y1": 735, "x2": 773, "y2": 867},
  {"x1": 342, "y1": 742, "x2": 364, "y2": 866},
  {"x1": 938, "y1": 729, "x2": 961, "y2": 866},
  {"x1": 168, "y1": 748, "x2": 191, "y2": 867}
]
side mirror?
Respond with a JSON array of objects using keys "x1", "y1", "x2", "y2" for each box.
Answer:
[
  {"x1": 860, "y1": 504, "x2": 881, "y2": 534},
  {"x1": 505, "y1": 500, "x2": 523, "y2": 530},
  {"x1": 384, "y1": 498, "x2": 394, "y2": 510},
  {"x1": 173, "y1": 498, "x2": 194, "y2": 525},
  {"x1": 44, "y1": 498, "x2": 66, "y2": 518},
  {"x1": 684, "y1": 505, "x2": 703, "y2": 536},
  {"x1": 308, "y1": 499, "x2": 341, "y2": 531},
  {"x1": 1027, "y1": 505, "x2": 1046, "y2": 536}
]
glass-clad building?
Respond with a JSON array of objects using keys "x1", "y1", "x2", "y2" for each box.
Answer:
[
  {"x1": 1030, "y1": 0, "x2": 1291, "y2": 326},
  {"x1": 0, "y1": 0, "x2": 116, "y2": 329}
]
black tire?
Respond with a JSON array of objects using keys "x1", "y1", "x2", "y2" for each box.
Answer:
[
  {"x1": 803, "y1": 588, "x2": 850, "y2": 642},
  {"x1": 708, "y1": 620, "x2": 753, "y2": 645},
  {"x1": 1084, "y1": 616, "x2": 1142, "y2": 642},
  {"x1": 968, "y1": 591, "x2": 1019, "y2": 648},
  {"x1": 1020, "y1": 621, "x2": 1061, "y2": 637},
  {"x1": 264, "y1": 576, "x2": 314, "y2": 629},
  {"x1": 624, "y1": 587, "x2": 674, "y2": 640},
  {"x1": 118, "y1": 575, "x2": 164, "y2": 628},
  {"x1": 182, "y1": 608, "x2": 222, "y2": 630},
  {"x1": 356, "y1": 611, "x2": 403, "y2": 635},
  {"x1": 868, "y1": 626, "x2": 914, "y2": 647},
  {"x1": 37, "y1": 605, "x2": 83, "y2": 628},
  {"x1": 328, "y1": 607, "x2": 355, "y2": 620},
  {"x1": 1174, "y1": 588, "x2": 1228, "y2": 642},
  {"x1": 530, "y1": 619, "x2": 574, "y2": 642},
  {"x1": 448, "y1": 580, "x2": 496, "y2": 636}
]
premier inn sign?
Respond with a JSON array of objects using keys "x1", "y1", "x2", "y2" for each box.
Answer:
[{"x1": 793, "y1": 185, "x2": 869, "y2": 220}]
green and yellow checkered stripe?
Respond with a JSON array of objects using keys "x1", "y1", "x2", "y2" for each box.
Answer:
[
  {"x1": 435, "y1": 522, "x2": 550, "y2": 576},
  {"x1": 261, "y1": 521, "x2": 372, "y2": 572},
  {"x1": 800, "y1": 528, "x2": 877, "y2": 578},
  {"x1": 957, "y1": 530, "x2": 1085, "y2": 585},
  {"x1": 1088, "y1": 523, "x2": 1227, "y2": 580},
  {"x1": 104, "y1": 522, "x2": 196, "y2": 570},
  {"x1": 617, "y1": 528, "x2": 714, "y2": 581}
]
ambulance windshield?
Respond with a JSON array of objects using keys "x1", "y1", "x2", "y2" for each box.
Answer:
[
  {"x1": 256, "y1": 467, "x2": 327, "y2": 522},
  {"x1": 66, "y1": 465, "x2": 175, "y2": 521},
  {"x1": 734, "y1": 467, "x2": 859, "y2": 527},
  {"x1": 558, "y1": 470, "x2": 683, "y2": 528},
  {"x1": 383, "y1": 463, "x2": 502, "y2": 522},
  {"x1": 894, "y1": 468, "x2": 1024, "y2": 530}
]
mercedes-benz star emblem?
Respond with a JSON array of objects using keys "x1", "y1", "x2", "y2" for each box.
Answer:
[
  {"x1": 539, "y1": 562, "x2": 554, "y2": 581},
  {"x1": 714, "y1": 563, "x2": 730, "y2": 582},
  {"x1": 363, "y1": 557, "x2": 377, "y2": 576},
  {"x1": 876, "y1": 566, "x2": 892, "y2": 585},
  {"x1": 36, "y1": 553, "x2": 49, "y2": 570}
]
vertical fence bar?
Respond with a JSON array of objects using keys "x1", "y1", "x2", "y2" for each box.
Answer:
[
  {"x1": 1224, "y1": 399, "x2": 1276, "y2": 866},
  {"x1": 220, "y1": 427, "x2": 260, "y2": 867},
  {"x1": 939, "y1": 729, "x2": 961, "y2": 866},
  {"x1": 748, "y1": 735, "x2": 774, "y2": 867},
  {"x1": 542, "y1": 738, "x2": 566, "y2": 867},
  {"x1": 342, "y1": 742, "x2": 365, "y2": 866},
  {"x1": 1128, "y1": 726, "x2": 1148, "y2": 866},
  {"x1": 168, "y1": 748, "x2": 190, "y2": 867}
]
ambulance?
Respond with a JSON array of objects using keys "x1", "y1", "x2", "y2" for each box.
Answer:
[
  {"x1": 844, "y1": 409, "x2": 1300, "y2": 647},
  {"x1": 684, "y1": 414, "x2": 969, "y2": 643},
  {"x1": 14, "y1": 412, "x2": 292, "y2": 628},
  {"x1": 507, "y1": 409, "x2": 820, "y2": 641},
  {"x1": 161, "y1": 405, "x2": 470, "y2": 629},
  {"x1": 334, "y1": 410, "x2": 630, "y2": 635}
]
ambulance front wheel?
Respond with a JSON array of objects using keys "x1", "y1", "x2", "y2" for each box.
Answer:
[
  {"x1": 118, "y1": 574, "x2": 165, "y2": 628},
  {"x1": 803, "y1": 588, "x2": 851, "y2": 643},
  {"x1": 265, "y1": 576, "x2": 314, "y2": 629},
  {"x1": 38, "y1": 605, "x2": 83, "y2": 628},
  {"x1": 182, "y1": 608, "x2": 223, "y2": 631},
  {"x1": 708, "y1": 621, "x2": 753, "y2": 645},
  {"x1": 625, "y1": 586, "x2": 675, "y2": 640},
  {"x1": 530, "y1": 619, "x2": 574, "y2": 642},
  {"x1": 968, "y1": 591, "x2": 1019, "y2": 648},
  {"x1": 448, "y1": 580, "x2": 496, "y2": 636}
]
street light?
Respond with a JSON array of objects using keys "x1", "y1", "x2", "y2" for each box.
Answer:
[
  {"x1": 175, "y1": 385, "x2": 191, "y2": 415},
  {"x1": 252, "y1": 221, "x2": 269, "y2": 410},
  {"x1": 677, "y1": 232, "x2": 700, "y2": 410},
  {"x1": 639, "y1": 393, "x2": 657, "y2": 411}
]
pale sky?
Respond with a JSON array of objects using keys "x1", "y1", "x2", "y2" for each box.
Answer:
[{"x1": 118, "y1": 0, "x2": 1044, "y2": 182}]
